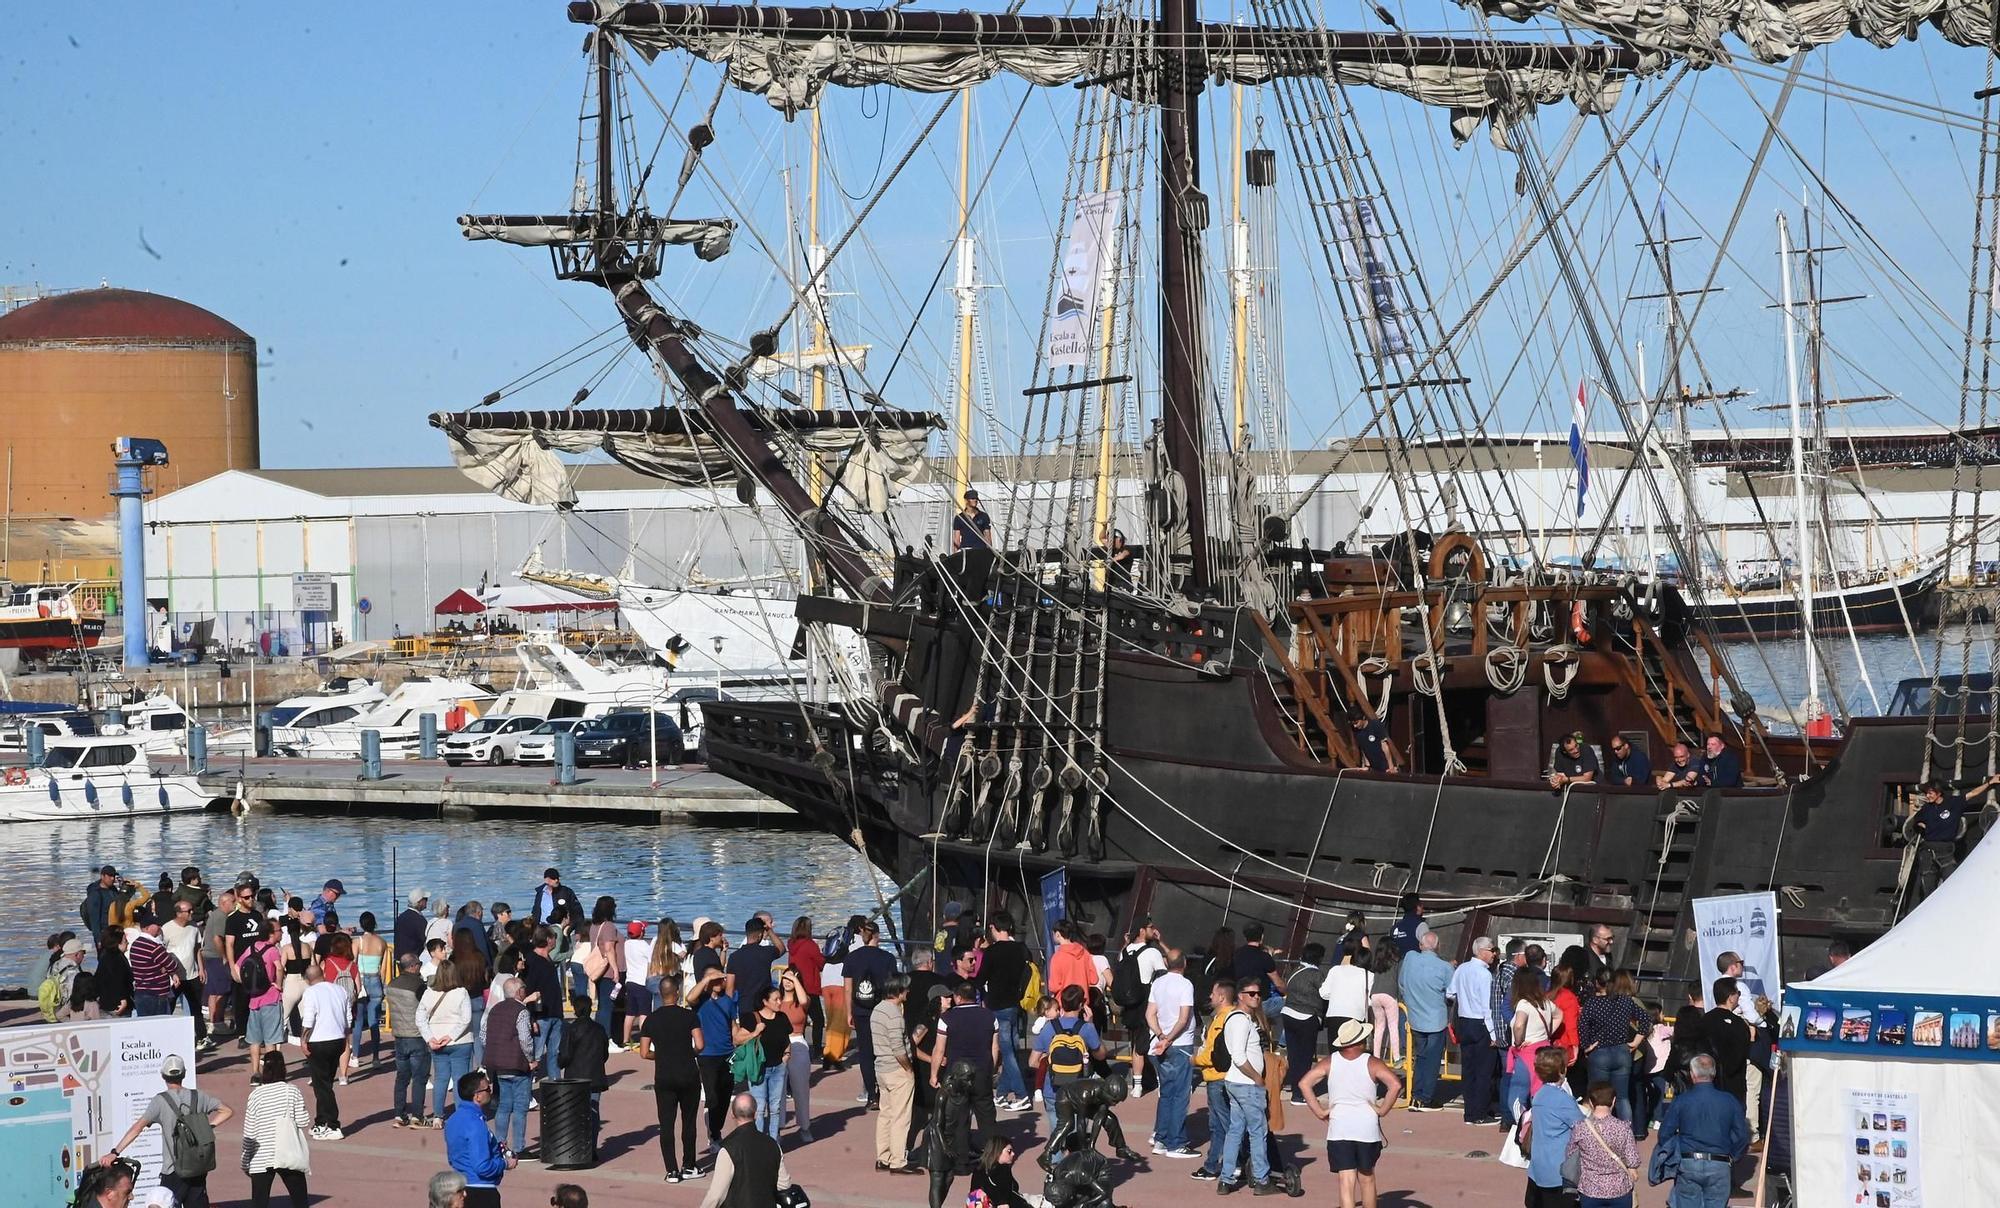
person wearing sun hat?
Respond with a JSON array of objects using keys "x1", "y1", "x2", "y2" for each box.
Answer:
[{"x1": 1299, "y1": 1018, "x2": 1402, "y2": 1208}]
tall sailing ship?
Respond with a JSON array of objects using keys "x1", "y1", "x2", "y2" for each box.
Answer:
[{"x1": 433, "y1": 0, "x2": 1999, "y2": 992}]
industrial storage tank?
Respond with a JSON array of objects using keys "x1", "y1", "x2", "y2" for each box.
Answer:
[{"x1": 0, "y1": 286, "x2": 260, "y2": 529}]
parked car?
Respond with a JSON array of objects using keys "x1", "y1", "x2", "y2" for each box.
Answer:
[
  {"x1": 440, "y1": 715, "x2": 544, "y2": 766},
  {"x1": 514, "y1": 717, "x2": 588, "y2": 765},
  {"x1": 573, "y1": 709, "x2": 682, "y2": 768}
]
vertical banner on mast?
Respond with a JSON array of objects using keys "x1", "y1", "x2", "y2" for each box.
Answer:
[
  {"x1": 1570, "y1": 379, "x2": 1591, "y2": 517},
  {"x1": 1048, "y1": 190, "x2": 1120, "y2": 367},
  {"x1": 1330, "y1": 198, "x2": 1413, "y2": 358}
]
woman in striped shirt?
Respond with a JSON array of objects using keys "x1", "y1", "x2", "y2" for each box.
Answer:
[{"x1": 241, "y1": 1050, "x2": 312, "y2": 1207}]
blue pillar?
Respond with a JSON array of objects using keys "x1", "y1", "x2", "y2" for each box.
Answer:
[
  {"x1": 420, "y1": 713, "x2": 439, "y2": 760},
  {"x1": 188, "y1": 725, "x2": 208, "y2": 775},
  {"x1": 555, "y1": 731, "x2": 577, "y2": 786},
  {"x1": 25, "y1": 727, "x2": 44, "y2": 769},
  {"x1": 361, "y1": 730, "x2": 382, "y2": 781},
  {"x1": 110, "y1": 437, "x2": 169, "y2": 669}
]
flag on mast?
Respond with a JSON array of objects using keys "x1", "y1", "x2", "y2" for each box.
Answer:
[{"x1": 1569, "y1": 378, "x2": 1590, "y2": 517}]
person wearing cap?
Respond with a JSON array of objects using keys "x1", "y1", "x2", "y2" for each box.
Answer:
[
  {"x1": 386, "y1": 952, "x2": 436, "y2": 1127},
  {"x1": 1301, "y1": 1018, "x2": 1402, "y2": 1208},
  {"x1": 1548, "y1": 732, "x2": 1599, "y2": 790},
  {"x1": 396, "y1": 888, "x2": 432, "y2": 965},
  {"x1": 620, "y1": 920, "x2": 655, "y2": 1046},
  {"x1": 529, "y1": 868, "x2": 582, "y2": 932},
  {"x1": 51, "y1": 937, "x2": 88, "y2": 1020},
  {"x1": 100, "y1": 1053, "x2": 233, "y2": 1208},
  {"x1": 950, "y1": 489, "x2": 992, "y2": 552},
  {"x1": 82, "y1": 864, "x2": 123, "y2": 940},
  {"x1": 307, "y1": 879, "x2": 345, "y2": 928}
]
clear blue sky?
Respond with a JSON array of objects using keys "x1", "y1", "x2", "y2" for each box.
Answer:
[{"x1": 8, "y1": 4, "x2": 1994, "y2": 470}]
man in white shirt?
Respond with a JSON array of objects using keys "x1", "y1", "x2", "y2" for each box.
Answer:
[
  {"x1": 1144, "y1": 950, "x2": 1198, "y2": 1158},
  {"x1": 297, "y1": 964, "x2": 353, "y2": 1139},
  {"x1": 1445, "y1": 936, "x2": 1499, "y2": 1125},
  {"x1": 1216, "y1": 981, "x2": 1274, "y2": 1194},
  {"x1": 160, "y1": 898, "x2": 213, "y2": 1052},
  {"x1": 1118, "y1": 919, "x2": 1167, "y2": 1097}
]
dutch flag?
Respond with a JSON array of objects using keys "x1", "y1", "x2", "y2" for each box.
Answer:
[{"x1": 1569, "y1": 379, "x2": 1590, "y2": 517}]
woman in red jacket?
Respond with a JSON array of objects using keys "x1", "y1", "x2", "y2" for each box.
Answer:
[{"x1": 787, "y1": 915, "x2": 833, "y2": 1071}]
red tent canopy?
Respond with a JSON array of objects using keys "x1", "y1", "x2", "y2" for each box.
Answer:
[{"x1": 433, "y1": 588, "x2": 486, "y2": 616}]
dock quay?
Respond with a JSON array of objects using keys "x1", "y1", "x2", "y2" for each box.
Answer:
[{"x1": 195, "y1": 758, "x2": 794, "y2": 823}]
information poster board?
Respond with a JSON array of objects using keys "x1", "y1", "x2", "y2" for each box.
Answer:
[
  {"x1": 1692, "y1": 891, "x2": 1782, "y2": 1007},
  {"x1": 0, "y1": 1016, "x2": 197, "y2": 1206},
  {"x1": 1845, "y1": 1088, "x2": 1924, "y2": 1206}
]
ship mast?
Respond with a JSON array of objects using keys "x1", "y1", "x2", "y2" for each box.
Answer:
[
  {"x1": 1777, "y1": 210, "x2": 1821, "y2": 725},
  {"x1": 951, "y1": 91, "x2": 978, "y2": 504},
  {"x1": 1157, "y1": 0, "x2": 1210, "y2": 590}
]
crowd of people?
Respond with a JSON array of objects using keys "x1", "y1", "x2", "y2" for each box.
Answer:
[{"x1": 38, "y1": 862, "x2": 1808, "y2": 1208}]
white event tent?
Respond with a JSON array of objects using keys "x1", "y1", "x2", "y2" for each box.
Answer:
[{"x1": 1782, "y1": 831, "x2": 2000, "y2": 1203}]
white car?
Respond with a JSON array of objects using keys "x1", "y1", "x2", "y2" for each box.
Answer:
[
  {"x1": 439, "y1": 715, "x2": 543, "y2": 766},
  {"x1": 513, "y1": 718, "x2": 587, "y2": 766}
]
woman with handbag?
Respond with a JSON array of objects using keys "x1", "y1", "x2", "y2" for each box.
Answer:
[
  {"x1": 241, "y1": 1050, "x2": 312, "y2": 1208},
  {"x1": 586, "y1": 896, "x2": 626, "y2": 1042},
  {"x1": 1564, "y1": 1083, "x2": 1642, "y2": 1207}
]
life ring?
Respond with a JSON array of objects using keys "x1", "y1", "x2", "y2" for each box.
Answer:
[
  {"x1": 1570, "y1": 601, "x2": 1592, "y2": 645},
  {"x1": 37, "y1": 602, "x2": 50, "y2": 618},
  {"x1": 2, "y1": 767, "x2": 26, "y2": 786}
]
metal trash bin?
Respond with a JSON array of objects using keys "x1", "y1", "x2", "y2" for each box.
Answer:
[{"x1": 538, "y1": 1077, "x2": 596, "y2": 1170}]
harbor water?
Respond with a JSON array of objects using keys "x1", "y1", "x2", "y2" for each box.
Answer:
[
  {"x1": 3, "y1": 813, "x2": 881, "y2": 989},
  {"x1": 1728, "y1": 624, "x2": 1989, "y2": 728}
]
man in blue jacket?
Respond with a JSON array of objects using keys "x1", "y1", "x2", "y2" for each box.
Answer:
[
  {"x1": 446, "y1": 1071, "x2": 516, "y2": 1207},
  {"x1": 1656, "y1": 1053, "x2": 1749, "y2": 1208}
]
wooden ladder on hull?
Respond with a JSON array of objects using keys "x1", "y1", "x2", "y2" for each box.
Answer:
[{"x1": 1624, "y1": 792, "x2": 1706, "y2": 998}]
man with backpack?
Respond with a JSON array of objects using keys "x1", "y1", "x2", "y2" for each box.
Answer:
[
  {"x1": 99, "y1": 1054, "x2": 233, "y2": 1208},
  {"x1": 1112, "y1": 918, "x2": 1166, "y2": 1097},
  {"x1": 38, "y1": 936, "x2": 88, "y2": 1022},
  {"x1": 1034, "y1": 984, "x2": 1107, "y2": 1131}
]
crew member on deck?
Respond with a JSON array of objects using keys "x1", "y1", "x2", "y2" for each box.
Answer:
[
  {"x1": 1548, "y1": 732, "x2": 1598, "y2": 790},
  {"x1": 952, "y1": 490, "x2": 992, "y2": 552},
  {"x1": 1699, "y1": 734, "x2": 1742, "y2": 789},
  {"x1": 1909, "y1": 776, "x2": 1998, "y2": 901},
  {"x1": 1350, "y1": 713, "x2": 1398, "y2": 774},
  {"x1": 1604, "y1": 735, "x2": 1651, "y2": 787},
  {"x1": 1654, "y1": 742, "x2": 1705, "y2": 790}
]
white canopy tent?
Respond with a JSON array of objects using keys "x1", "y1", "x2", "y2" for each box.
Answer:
[{"x1": 1783, "y1": 831, "x2": 2000, "y2": 1204}]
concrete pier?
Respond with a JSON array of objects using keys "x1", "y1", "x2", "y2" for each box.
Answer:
[{"x1": 194, "y1": 758, "x2": 793, "y2": 823}]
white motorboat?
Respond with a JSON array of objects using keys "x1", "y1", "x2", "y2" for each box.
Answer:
[
  {"x1": 101, "y1": 693, "x2": 200, "y2": 757},
  {"x1": 210, "y1": 677, "x2": 388, "y2": 756},
  {"x1": 267, "y1": 676, "x2": 495, "y2": 758},
  {"x1": 0, "y1": 736, "x2": 222, "y2": 822}
]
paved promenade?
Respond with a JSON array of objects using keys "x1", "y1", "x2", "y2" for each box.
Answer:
[{"x1": 21, "y1": 1006, "x2": 1768, "y2": 1208}]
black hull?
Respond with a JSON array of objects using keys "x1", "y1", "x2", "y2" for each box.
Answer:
[
  {"x1": 702, "y1": 649, "x2": 1988, "y2": 997},
  {"x1": 1695, "y1": 567, "x2": 1944, "y2": 639}
]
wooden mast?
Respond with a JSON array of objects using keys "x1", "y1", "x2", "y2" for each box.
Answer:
[{"x1": 1158, "y1": 0, "x2": 1209, "y2": 590}]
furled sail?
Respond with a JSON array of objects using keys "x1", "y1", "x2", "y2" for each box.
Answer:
[
  {"x1": 1458, "y1": 0, "x2": 1993, "y2": 65},
  {"x1": 429, "y1": 407, "x2": 934, "y2": 510},
  {"x1": 459, "y1": 213, "x2": 737, "y2": 261},
  {"x1": 574, "y1": 2, "x2": 1651, "y2": 136}
]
